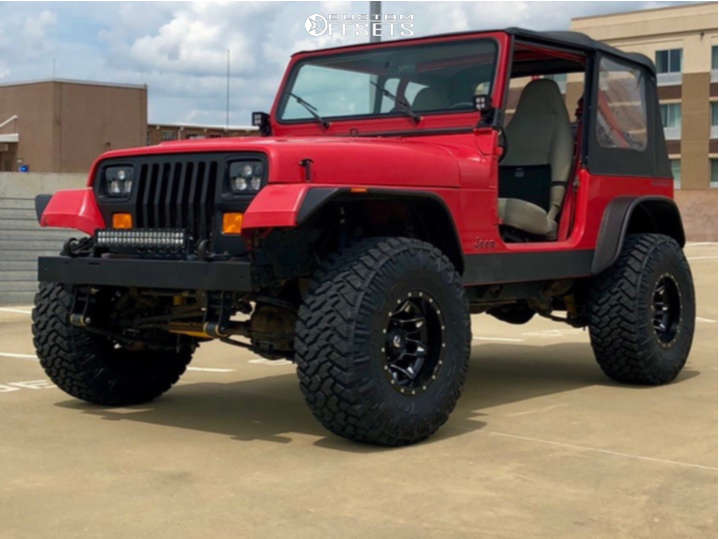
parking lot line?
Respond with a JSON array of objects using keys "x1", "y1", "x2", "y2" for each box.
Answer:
[
  {"x1": 687, "y1": 256, "x2": 717, "y2": 260},
  {"x1": 0, "y1": 351, "x2": 234, "y2": 372},
  {"x1": 489, "y1": 431, "x2": 718, "y2": 472},
  {"x1": 0, "y1": 307, "x2": 32, "y2": 315},
  {"x1": 187, "y1": 367, "x2": 234, "y2": 372},
  {"x1": 474, "y1": 336, "x2": 525, "y2": 342},
  {"x1": 0, "y1": 352, "x2": 38, "y2": 361}
]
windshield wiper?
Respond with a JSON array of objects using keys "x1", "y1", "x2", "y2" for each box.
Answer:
[
  {"x1": 289, "y1": 93, "x2": 329, "y2": 129},
  {"x1": 370, "y1": 81, "x2": 421, "y2": 124}
]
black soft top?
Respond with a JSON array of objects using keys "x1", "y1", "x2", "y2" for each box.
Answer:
[
  {"x1": 505, "y1": 27, "x2": 655, "y2": 73},
  {"x1": 296, "y1": 27, "x2": 655, "y2": 73}
]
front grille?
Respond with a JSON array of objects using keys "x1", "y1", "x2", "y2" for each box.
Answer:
[{"x1": 134, "y1": 159, "x2": 219, "y2": 242}]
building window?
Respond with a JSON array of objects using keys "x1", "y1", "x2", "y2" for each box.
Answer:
[
  {"x1": 655, "y1": 49, "x2": 682, "y2": 73},
  {"x1": 670, "y1": 159, "x2": 681, "y2": 190},
  {"x1": 596, "y1": 57, "x2": 647, "y2": 151},
  {"x1": 711, "y1": 158, "x2": 717, "y2": 188},
  {"x1": 712, "y1": 45, "x2": 717, "y2": 71},
  {"x1": 655, "y1": 49, "x2": 682, "y2": 86},
  {"x1": 660, "y1": 103, "x2": 682, "y2": 139},
  {"x1": 161, "y1": 130, "x2": 176, "y2": 141},
  {"x1": 711, "y1": 101, "x2": 718, "y2": 139}
]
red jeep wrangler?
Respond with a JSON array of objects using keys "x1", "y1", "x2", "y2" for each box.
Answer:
[{"x1": 33, "y1": 28, "x2": 695, "y2": 445}]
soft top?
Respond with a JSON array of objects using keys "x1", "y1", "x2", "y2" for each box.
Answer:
[
  {"x1": 505, "y1": 28, "x2": 654, "y2": 72},
  {"x1": 295, "y1": 27, "x2": 655, "y2": 74}
]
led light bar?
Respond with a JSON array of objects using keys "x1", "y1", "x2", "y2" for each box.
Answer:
[{"x1": 96, "y1": 228, "x2": 187, "y2": 252}]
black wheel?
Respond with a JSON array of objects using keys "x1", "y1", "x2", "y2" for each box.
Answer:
[
  {"x1": 295, "y1": 237, "x2": 471, "y2": 446},
  {"x1": 32, "y1": 282, "x2": 194, "y2": 406},
  {"x1": 587, "y1": 233, "x2": 695, "y2": 385}
]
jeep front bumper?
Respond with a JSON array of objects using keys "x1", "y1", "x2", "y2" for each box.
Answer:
[{"x1": 38, "y1": 256, "x2": 253, "y2": 291}]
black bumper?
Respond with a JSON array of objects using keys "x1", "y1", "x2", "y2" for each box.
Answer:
[{"x1": 38, "y1": 256, "x2": 253, "y2": 291}]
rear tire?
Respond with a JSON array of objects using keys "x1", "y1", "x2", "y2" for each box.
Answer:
[
  {"x1": 32, "y1": 282, "x2": 193, "y2": 406},
  {"x1": 587, "y1": 234, "x2": 694, "y2": 385},
  {"x1": 295, "y1": 237, "x2": 471, "y2": 446}
]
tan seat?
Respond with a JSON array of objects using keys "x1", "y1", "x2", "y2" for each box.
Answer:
[{"x1": 498, "y1": 79, "x2": 573, "y2": 238}]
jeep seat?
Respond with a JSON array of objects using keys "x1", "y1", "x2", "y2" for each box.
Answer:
[{"x1": 498, "y1": 79, "x2": 573, "y2": 238}]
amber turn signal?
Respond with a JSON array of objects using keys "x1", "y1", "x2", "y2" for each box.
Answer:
[
  {"x1": 222, "y1": 212, "x2": 244, "y2": 235},
  {"x1": 112, "y1": 213, "x2": 133, "y2": 229}
]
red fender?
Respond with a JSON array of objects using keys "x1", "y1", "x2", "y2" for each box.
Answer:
[
  {"x1": 242, "y1": 184, "x2": 312, "y2": 230},
  {"x1": 40, "y1": 188, "x2": 105, "y2": 235}
]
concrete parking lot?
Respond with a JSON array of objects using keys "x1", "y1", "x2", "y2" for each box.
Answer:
[{"x1": 0, "y1": 243, "x2": 716, "y2": 538}]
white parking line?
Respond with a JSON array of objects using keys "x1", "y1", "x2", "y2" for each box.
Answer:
[
  {"x1": 0, "y1": 351, "x2": 234, "y2": 372},
  {"x1": 0, "y1": 352, "x2": 38, "y2": 361},
  {"x1": 686, "y1": 242, "x2": 717, "y2": 246},
  {"x1": 473, "y1": 336, "x2": 525, "y2": 343},
  {"x1": 688, "y1": 256, "x2": 717, "y2": 261},
  {"x1": 0, "y1": 379, "x2": 56, "y2": 393},
  {"x1": 248, "y1": 358, "x2": 294, "y2": 366},
  {"x1": 506, "y1": 404, "x2": 567, "y2": 417},
  {"x1": 489, "y1": 431, "x2": 717, "y2": 472},
  {"x1": 0, "y1": 307, "x2": 32, "y2": 315},
  {"x1": 697, "y1": 317, "x2": 717, "y2": 323}
]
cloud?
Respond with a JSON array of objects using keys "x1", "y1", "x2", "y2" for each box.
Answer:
[{"x1": 0, "y1": 1, "x2": 694, "y2": 126}]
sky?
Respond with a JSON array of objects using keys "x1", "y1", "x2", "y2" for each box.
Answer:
[{"x1": 0, "y1": 1, "x2": 692, "y2": 126}]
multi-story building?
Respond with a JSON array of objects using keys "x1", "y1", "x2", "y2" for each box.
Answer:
[{"x1": 572, "y1": 2, "x2": 717, "y2": 239}]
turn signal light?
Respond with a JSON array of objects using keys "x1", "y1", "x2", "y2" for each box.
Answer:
[
  {"x1": 112, "y1": 213, "x2": 133, "y2": 229},
  {"x1": 222, "y1": 212, "x2": 244, "y2": 235}
]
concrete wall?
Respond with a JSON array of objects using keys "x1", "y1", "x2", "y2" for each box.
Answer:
[{"x1": 0, "y1": 172, "x2": 86, "y2": 306}]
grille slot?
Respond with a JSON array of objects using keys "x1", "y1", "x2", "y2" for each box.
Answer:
[{"x1": 134, "y1": 158, "x2": 218, "y2": 243}]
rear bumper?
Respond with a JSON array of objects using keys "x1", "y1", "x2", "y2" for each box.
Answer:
[{"x1": 38, "y1": 256, "x2": 253, "y2": 291}]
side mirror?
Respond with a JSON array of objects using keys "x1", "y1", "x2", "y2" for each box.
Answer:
[
  {"x1": 252, "y1": 111, "x2": 271, "y2": 136},
  {"x1": 474, "y1": 94, "x2": 495, "y2": 125}
]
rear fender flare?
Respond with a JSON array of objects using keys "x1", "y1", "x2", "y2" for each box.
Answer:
[{"x1": 592, "y1": 195, "x2": 685, "y2": 274}]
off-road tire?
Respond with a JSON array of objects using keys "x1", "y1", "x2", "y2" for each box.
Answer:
[
  {"x1": 588, "y1": 233, "x2": 694, "y2": 385},
  {"x1": 32, "y1": 282, "x2": 193, "y2": 405},
  {"x1": 295, "y1": 237, "x2": 471, "y2": 446}
]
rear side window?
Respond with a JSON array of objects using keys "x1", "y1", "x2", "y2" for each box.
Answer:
[{"x1": 595, "y1": 57, "x2": 647, "y2": 151}]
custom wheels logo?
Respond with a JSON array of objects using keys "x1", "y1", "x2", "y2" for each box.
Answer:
[
  {"x1": 304, "y1": 12, "x2": 414, "y2": 38},
  {"x1": 304, "y1": 13, "x2": 328, "y2": 37}
]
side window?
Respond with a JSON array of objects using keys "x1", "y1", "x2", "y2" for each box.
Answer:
[{"x1": 595, "y1": 57, "x2": 647, "y2": 151}]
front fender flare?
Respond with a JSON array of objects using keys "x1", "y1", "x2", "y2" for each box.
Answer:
[
  {"x1": 38, "y1": 188, "x2": 105, "y2": 235},
  {"x1": 242, "y1": 184, "x2": 317, "y2": 230}
]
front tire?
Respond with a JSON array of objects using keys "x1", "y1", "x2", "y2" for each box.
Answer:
[
  {"x1": 295, "y1": 237, "x2": 471, "y2": 446},
  {"x1": 32, "y1": 282, "x2": 194, "y2": 406},
  {"x1": 588, "y1": 234, "x2": 695, "y2": 385}
]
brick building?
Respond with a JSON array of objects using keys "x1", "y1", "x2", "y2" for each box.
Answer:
[{"x1": 0, "y1": 79, "x2": 147, "y2": 173}]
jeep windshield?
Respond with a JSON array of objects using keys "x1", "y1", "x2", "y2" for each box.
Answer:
[{"x1": 278, "y1": 38, "x2": 498, "y2": 124}]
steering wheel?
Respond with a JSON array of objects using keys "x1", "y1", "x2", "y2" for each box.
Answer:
[{"x1": 497, "y1": 126, "x2": 509, "y2": 163}]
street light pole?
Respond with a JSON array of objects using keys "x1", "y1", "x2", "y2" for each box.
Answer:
[
  {"x1": 226, "y1": 49, "x2": 230, "y2": 131},
  {"x1": 370, "y1": 1, "x2": 381, "y2": 43}
]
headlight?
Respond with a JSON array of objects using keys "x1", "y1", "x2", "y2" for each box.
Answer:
[
  {"x1": 105, "y1": 166, "x2": 134, "y2": 197},
  {"x1": 229, "y1": 160, "x2": 264, "y2": 193}
]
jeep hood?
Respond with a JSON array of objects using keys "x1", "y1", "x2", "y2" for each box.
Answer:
[{"x1": 91, "y1": 135, "x2": 485, "y2": 188}]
